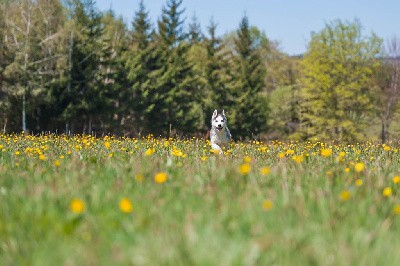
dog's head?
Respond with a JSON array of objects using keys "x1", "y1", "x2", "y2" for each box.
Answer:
[{"x1": 211, "y1": 109, "x2": 227, "y2": 131}]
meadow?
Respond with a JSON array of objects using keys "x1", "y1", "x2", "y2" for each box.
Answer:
[{"x1": 1, "y1": 134, "x2": 400, "y2": 265}]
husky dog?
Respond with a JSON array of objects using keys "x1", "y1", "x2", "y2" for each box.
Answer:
[{"x1": 210, "y1": 109, "x2": 231, "y2": 154}]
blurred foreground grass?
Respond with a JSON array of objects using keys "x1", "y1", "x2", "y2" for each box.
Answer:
[{"x1": 1, "y1": 134, "x2": 400, "y2": 265}]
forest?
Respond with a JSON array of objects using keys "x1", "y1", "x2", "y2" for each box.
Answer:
[{"x1": 0, "y1": 0, "x2": 399, "y2": 142}]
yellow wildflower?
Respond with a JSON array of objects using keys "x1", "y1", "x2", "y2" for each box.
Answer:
[
  {"x1": 383, "y1": 187, "x2": 393, "y2": 197},
  {"x1": 286, "y1": 149, "x2": 295, "y2": 155},
  {"x1": 53, "y1": 160, "x2": 61, "y2": 167},
  {"x1": 39, "y1": 154, "x2": 46, "y2": 161},
  {"x1": 144, "y1": 148, "x2": 154, "y2": 156},
  {"x1": 244, "y1": 156, "x2": 251, "y2": 163},
  {"x1": 393, "y1": 176, "x2": 400, "y2": 184},
  {"x1": 393, "y1": 205, "x2": 400, "y2": 215},
  {"x1": 320, "y1": 148, "x2": 332, "y2": 157},
  {"x1": 277, "y1": 152, "x2": 285, "y2": 158},
  {"x1": 104, "y1": 141, "x2": 111, "y2": 149},
  {"x1": 239, "y1": 163, "x2": 251, "y2": 175},
  {"x1": 154, "y1": 172, "x2": 168, "y2": 184},
  {"x1": 262, "y1": 200, "x2": 273, "y2": 211},
  {"x1": 119, "y1": 198, "x2": 134, "y2": 213},
  {"x1": 339, "y1": 190, "x2": 351, "y2": 201},
  {"x1": 355, "y1": 179, "x2": 363, "y2": 186},
  {"x1": 260, "y1": 166, "x2": 270, "y2": 176},
  {"x1": 200, "y1": 156, "x2": 208, "y2": 161},
  {"x1": 354, "y1": 162, "x2": 365, "y2": 173},
  {"x1": 70, "y1": 198, "x2": 85, "y2": 214},
  {"x1": 135, "y1": 173, "x2": 144, "y2": 182},
  {"x1": 292, "y1": 155, "x2": 303, "y2": 163}
]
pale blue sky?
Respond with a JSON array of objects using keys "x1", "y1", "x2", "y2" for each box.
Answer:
[{"x1": 96, "y1": 0, "x2": 400, "y2": 55}]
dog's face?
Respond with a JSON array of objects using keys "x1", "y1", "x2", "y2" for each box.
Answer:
[{"x1": 211, "y1": 110, "x2": 227, "y2": 131}]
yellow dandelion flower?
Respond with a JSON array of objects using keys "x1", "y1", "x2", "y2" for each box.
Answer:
[
  {"x1": 354, "y1": 162, "x2": 365, "y2": 173},
  {"x1": 119, "y1": 198, "x2": 134, "y2": 213},
  {"x1": 339, "y1": 190, "x2": 351, "y2": 201},
  {"x1": 39, "y1": 154, "x2": 46, "y2": 161},
  {"x1": 292, "y1": 155, "x2": 303, "y2": 163},
  {"x1": 200, "y1": 156, "x2": 208, "y2": 161},
  {"x1": 383, "y1": 187, "x2": 393, "y2": 197},
  {"x1": 339, "y1": 151, "x2": 346, "y2": 157},
  {"x1": 260, "y1": 166, "x2": 270, "y2": 176},
  {"x1": 108, "y1": 153, "x2": 114, "y2": 158},
  {"x1": 104, "y1": 141, "x2": 111, "y2": 149},
  {"x1": 277, "y1": 152, "x2": 285, "y2": 158},
  {"x1": 70, "y1": 198, "x2": 85, "y2": 214},
  {"x1": 15, "y1": 151, "x2": 20, "y2": 156},
  {"x1": 135, "y1": 173, "x2": 144, "y2": 182},
  {"x1": 393, "y1": 205, "x2": 400, "y2": 215},
  {"x1": 154, "y1": 172, "x2": 168, "y2": 184},
  {"x1": 383, "y1": 145, "x2": 391, "y2": 151},
  {"x1": 286, "y1": 149, "x2": 295, "y2": 155},
  {"x1": 244, "y1": 156, "x2": 251, "y2": 163},
  {"x1": 210, "y1": 149, "x2": 221, "y2": 155},
  {"x1": 262, "y1": 200, "x2": 273, "y2": 211},
  {"x1": 239, "y1": 163, "x2": 251, "y2": 175},
  {"x1": 393, "y1": 176, "x2": 400, "y2": 184},
  {"x1": 144, "y1": 148, "x2": 154, "y2": 156},
  {"x1": 53, "y1": 160, "x2": 61, "y2": 167},
  {"x1": 344, "y1": 167, "x2": 350, "y2": 173},
  {"x1": 355, "y1": 179, "x2": 363, "y2": 186},
  {"x1": 320, "y1": 148, "x2": 333, "y2": 157}
]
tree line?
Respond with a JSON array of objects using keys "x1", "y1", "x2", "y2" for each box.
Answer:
[{"x1": 0, "y1": 0, "x2": 399, "y2": 142}]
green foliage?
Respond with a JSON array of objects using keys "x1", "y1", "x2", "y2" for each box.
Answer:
[
  {"x1": 298, "y1": 20, "x2": 382, "y2": 142},
  {"x1": 148, "y1": 0, "x2": 203, "y2": 135},
  {"x1": 230, "y1": 15, "x2": 268, "y2": 139}
]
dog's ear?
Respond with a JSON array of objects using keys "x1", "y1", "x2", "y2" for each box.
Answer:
[
  {"x1": 212, "y1": 109, "x2": 218, "y2": 119},
  {"x1": 222, "y1": 110, "x2": 226, "y2": 117}
]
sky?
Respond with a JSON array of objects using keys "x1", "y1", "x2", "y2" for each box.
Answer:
[{"x1": 96, "y1": 0, "x2": 400, "y2": 55}]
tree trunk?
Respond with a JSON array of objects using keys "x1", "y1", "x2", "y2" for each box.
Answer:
[
  {"x1": 381, "y1": 118, "x2": 389, "y2": 144},
  {"x1": 88, "y1": 116, "x2": 92, "y2": 135},
  {"x1": 66, "y1": 30, "x2": 74, "y2": 134},
  {"x1": 22, "y1": 93, "x2": 27, "y2": 133}
]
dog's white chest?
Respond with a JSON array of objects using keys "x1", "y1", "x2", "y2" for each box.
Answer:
[{"x1": 210, "y1": 128, "x2": 230, "y2": 146}]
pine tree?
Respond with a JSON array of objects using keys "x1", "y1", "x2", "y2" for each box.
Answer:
[
  {"x1": 297, "y1": 20, "x2": 381, "y2": 142},
  {"x1": 124, "y1": 0, "x2": 157, "y2": 134},
  {"x1": 150, "y1": 0, "x2": 203, "y2": 136},
  {"x1": 64, "y1": 0, "x2": 112, "y2": 134},
  {"x1": 202, "y1": 18, "x2": 234, "y2": 127},
  {"x1": 188, "y1": 13, "x2": 202, "y2": 44},
  {"x1": 230, "y1": 15, "x2": 268, "y2": 139}
]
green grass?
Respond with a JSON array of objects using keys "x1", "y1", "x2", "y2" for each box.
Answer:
[{"x1": 1, "y1": 134, "x2": 400, "y2": 265}]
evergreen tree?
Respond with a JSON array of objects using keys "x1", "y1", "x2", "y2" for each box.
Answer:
[
  {"x1": 202, "y1": 18, "x2": 234, "y2": 127},
  {"x1": 230, "y1": 15, "x2": 268, "y2": 139},
  {"x1": 188, "y1": 13, "x2": 202, "y2": 44},
  {"x1": 150, "y1": 0, "x2": 203, "y2": 136},
  {"x1": 0, "y1": 3, "x2": 11, "y2": 128},
  {"x1": 64, "y1": 0, "x2": 112, "y2": 134},
  {"x1": 99, "y1": 10, "x2": 129, "y2": 134},
  {"x1": 124, "y1": 0, "x2": 157, "y2": 134},
  {"x1": 297, "y1": 20, "x2": 382, "y2": 142}
]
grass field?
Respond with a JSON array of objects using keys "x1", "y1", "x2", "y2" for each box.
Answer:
[{"x1": 1, "y1": 134, "x2": 400, "y2": 265}]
